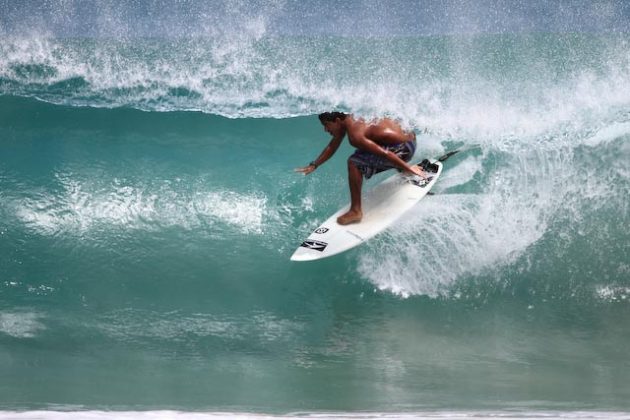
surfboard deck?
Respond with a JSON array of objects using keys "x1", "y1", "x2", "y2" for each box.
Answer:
[{"x1": 290, "y1": 159, "x2": 442, "y2": 261}]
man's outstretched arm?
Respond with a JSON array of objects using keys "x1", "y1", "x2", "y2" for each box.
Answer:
[{"x1": 295, "y1": 135, "x2": 344, "y2": 175}]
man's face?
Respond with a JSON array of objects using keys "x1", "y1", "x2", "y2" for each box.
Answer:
[{"x1": 322, "y1": 119, "x2": 344, "y2": 137}]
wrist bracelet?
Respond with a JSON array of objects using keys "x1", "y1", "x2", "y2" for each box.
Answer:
[{"x1": 309, "y1": 161, "x2": 318, "y2": 168}]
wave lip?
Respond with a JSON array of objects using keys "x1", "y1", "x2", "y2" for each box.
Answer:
[{"x1": 3, "y1": 34, "x2": 630, "y2": 129}]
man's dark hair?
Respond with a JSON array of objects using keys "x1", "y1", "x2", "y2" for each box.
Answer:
[{"x1": 318, "y1": 112, "x2": 348, "y2": 123}]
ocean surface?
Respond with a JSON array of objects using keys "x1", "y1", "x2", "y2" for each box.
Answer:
[{"x1": 1, "y1": 14, "x2": 630, "y2": 420}]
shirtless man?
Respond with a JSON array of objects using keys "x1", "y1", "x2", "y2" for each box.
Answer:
[{"x1": 296, "y1": 112, "x2": 427, "y2": 225}]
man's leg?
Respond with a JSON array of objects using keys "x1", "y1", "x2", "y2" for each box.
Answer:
[{"x1": 337, "y1": 159, "x2": 363, "y2": 225}]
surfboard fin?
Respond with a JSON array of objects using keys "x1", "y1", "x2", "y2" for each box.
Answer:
[{"x1": 438, "y1": 150, "x2": 459, "y2": 162}]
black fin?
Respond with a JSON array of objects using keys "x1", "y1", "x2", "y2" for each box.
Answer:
[{"x1": 438, "y1": 150, "x2": 459, "y2": 162}]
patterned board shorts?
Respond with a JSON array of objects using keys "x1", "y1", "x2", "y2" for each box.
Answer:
[{"x1": 348, "y1": 139, "x2": 417, "y2": 179}]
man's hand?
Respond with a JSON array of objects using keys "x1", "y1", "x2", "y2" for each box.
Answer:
[
  {"x1": 406, "y1": 165, "x2": 428, "y2": 179},
  {"x1": 295, "y1": 164, "x2": 317, "y2": 175}
]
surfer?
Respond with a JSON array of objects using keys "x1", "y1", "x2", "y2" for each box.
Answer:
[{"x1": 296, "y1": 112, "x2": 427, "y2": 225}]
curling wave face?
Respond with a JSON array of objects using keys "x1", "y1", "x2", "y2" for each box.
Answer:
[{"x1": 1, "y1": 34, "x2": 629, "y2": 299}]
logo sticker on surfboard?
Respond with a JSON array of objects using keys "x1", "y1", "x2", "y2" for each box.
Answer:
[
  {"x1": 300, "y1": 239, "x2": 328, "y2": 251},
  {"x1": 314, "y1": 227, "x2": 329, "y2": 234}
]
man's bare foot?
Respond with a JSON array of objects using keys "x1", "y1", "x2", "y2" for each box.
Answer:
[{"x1": 337, "y1": 209, "x2": 362, "y2": 225}]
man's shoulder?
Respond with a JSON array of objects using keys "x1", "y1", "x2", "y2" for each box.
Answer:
[{"x1": 363, "y1": 121, "x2": 387, "y2": 137}]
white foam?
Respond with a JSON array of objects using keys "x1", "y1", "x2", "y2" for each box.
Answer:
[
  {"x1": 595, "y1": 285, "x2": 630, "y2": 302},
  {"x1": 433, "y1": 155, "x2": 482, "y2": 191},
  {"x1": 357, "y1": 146, "x2": 564, "y2": 297},
  {"x1": 582, "y1": 122, "x2": 630, "y2": 147},
  {"x1": 193, "y1": 191, "x2": 267, "y2": 234},
  {"x1": 0, "y1": 311, "x2": 45, "y2": 338},
  {"x1": 357, "y1": 195, "x2": 545, "y2": 298},
  {"x1": 12, "y1": 173, "x2": 267, "y2": 237}
]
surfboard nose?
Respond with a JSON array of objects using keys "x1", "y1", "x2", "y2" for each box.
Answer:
[
  {"x1": 290, "y1": 250, "x2": 320, "y2": 262},
  {"x1": 291, "y1": 244, "x2": 322, "y2": 261}
]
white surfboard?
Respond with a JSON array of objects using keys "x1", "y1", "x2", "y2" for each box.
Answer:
[{"x1": 290, "y1": 159, "x2": 443, "y2": 261}]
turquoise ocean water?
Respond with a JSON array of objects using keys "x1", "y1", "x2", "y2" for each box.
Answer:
[{"x1": 1, "y1": 2, "x2": 630, "y2": 418}]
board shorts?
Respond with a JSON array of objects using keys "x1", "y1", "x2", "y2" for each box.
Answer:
[{"x1": 349, "y1": 139, "x2": 416, "y2": 179}]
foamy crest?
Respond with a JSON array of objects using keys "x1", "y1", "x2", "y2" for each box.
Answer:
[{"x1": 2, "y1": 35, "x2": 630, "y2": 135}]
